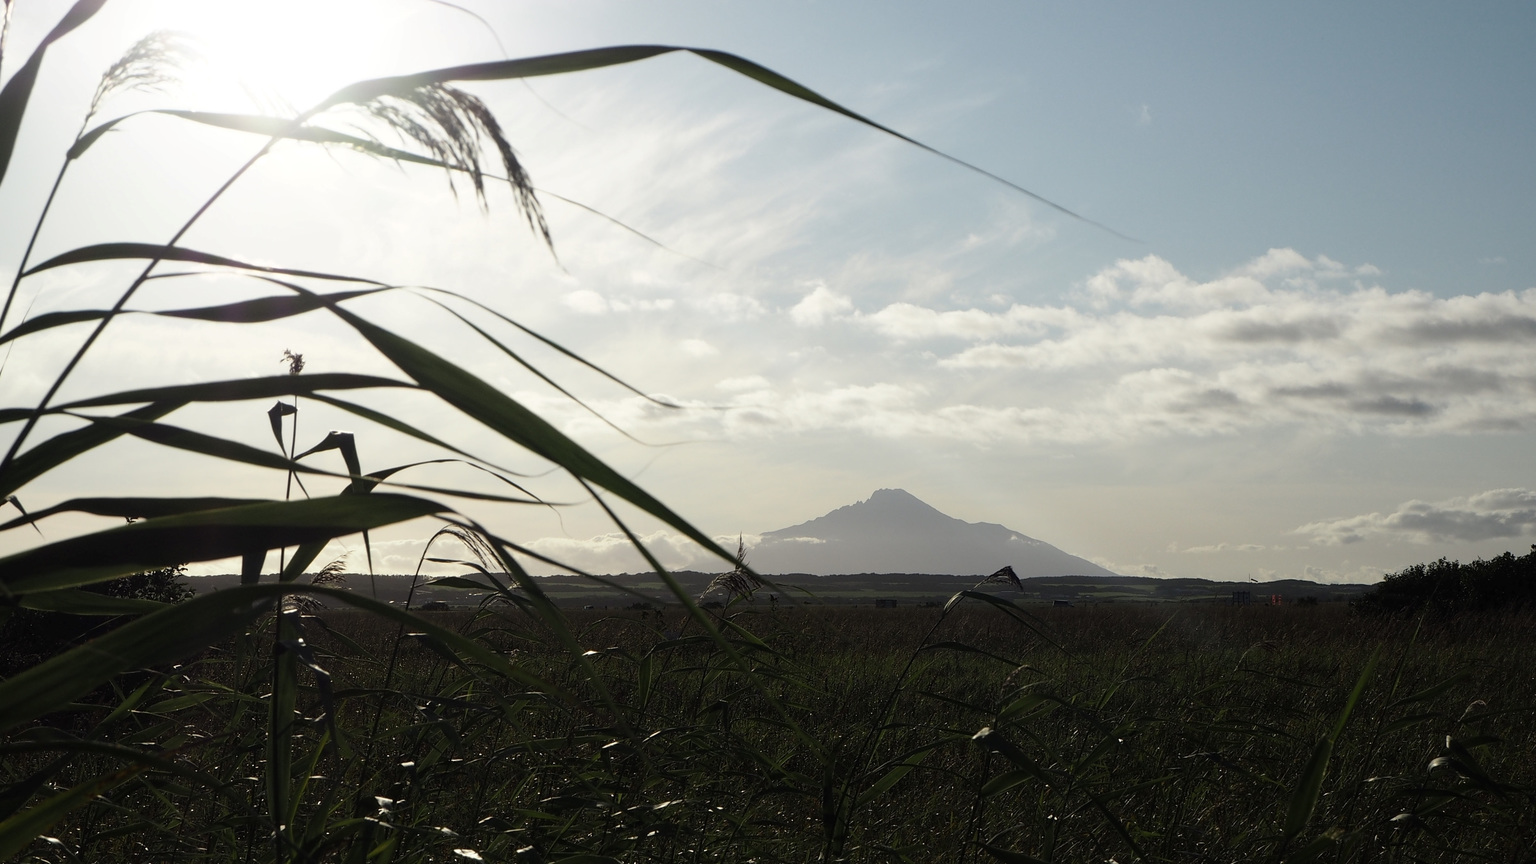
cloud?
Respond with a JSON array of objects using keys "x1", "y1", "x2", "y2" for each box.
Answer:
[
  {"x1": 1301, "y1": 564, "x2": 1390, "y2": 584},
  {"x1": 1296, "y1": 488, "x2": 1536, "y2": 545},
  {"x1": 863, "y1": 302, "x2": 1078, "y2": 341},
  {"x1": 520, "y1": 530, "x2": 749, "y2": 575},
  {"x1": 790, "y1": 283, "x2": 855, "y2": 326},
  {"x1": 680, "y1": 338, "x2": 718, "y2": 357},
  {"x1": 1181, "y1": 543, "x2": 1271, "y2": 554},
  {"x1": 834, "y1": 250, "x2": 1536, "y2": 440},
  {"x1": 562, "y1": 289, "x2": 609, "y2": 315},
  {"x1": 460, "y1": 248, "x2": 1536, "y2": 451},
  {"x1": 693, "y1": 292, "x2": 765, "y2": 321},
  {"x1": 560, "y1": 290, "x2": 675, "y2": 315},
  {"x1": 1091, "y1": 558, "x2": 1164, "y2": 578}
]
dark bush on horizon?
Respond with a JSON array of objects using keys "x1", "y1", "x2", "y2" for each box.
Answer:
[
  {"x1": 0, "y1": 566, "x2": 192, "y2": 676},
  {"x1": 1352, "y1": 546, "x2": 1536, "y2": 616}
]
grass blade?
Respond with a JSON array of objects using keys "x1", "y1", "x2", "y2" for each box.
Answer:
[
  {"x1": 0, "y1": 402, "x2": 180, "y2": 498},
  {"x1": 54, "y1": 373, "x2": 415, "y2": 411},
  {"x1": 0, "y1": 494, "x2": 445, "y2": 593},
  {"x1": 324, "y1": 300, "x2": 733, "y2": 562},
  {"x1": 23, "y1": 242, "x2": 382, "y2": 284},
  {"x1": 0, "y1": 766, "x2": 141, "y2": 860},
  {"x1": 0, "y1": 588, "x2": 275, "y2": 733},
  {"x1": 0, "y1": 496, "x2": 262, "y2": 532},
  {"x1": 0, "y1": 0, "x2": 109, "y2": 186},
  {"x1": 1283, "y1": 646, "x2": 1382, "y2": 840},
  {"x1": 313, "y1": 46, "x2": 1119, "y2": 236},
  {"x1": 16, "y1": 588, "x2": 164, "y2": 615}
]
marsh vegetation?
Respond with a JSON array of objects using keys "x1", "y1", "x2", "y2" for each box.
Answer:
[{"x1": 1, "y1": 4, "x2": 1533, "y2": 862}]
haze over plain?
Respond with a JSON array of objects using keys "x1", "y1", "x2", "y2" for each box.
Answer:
[{"x1": 1, "y1": 1, "x2": 1533, "y2": 584}]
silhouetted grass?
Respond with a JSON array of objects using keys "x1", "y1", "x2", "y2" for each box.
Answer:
[{"x1": 2, "y1": 5, "x2": 1532, "y2": 862}]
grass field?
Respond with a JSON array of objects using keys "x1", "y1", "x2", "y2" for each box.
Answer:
[
  {"x1": 1, "y1": 8, "x2": 1530, "y2": 862},
  {"x1": 181, "y1": 570, "x2": 1372, "y2": 609},
  {"x1": 5, "y1": 596, "x2": 1532, "y2": 862}
]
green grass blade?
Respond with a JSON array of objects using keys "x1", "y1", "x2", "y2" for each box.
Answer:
[
  {"x1": 308, "y1": 394, "x2": 501, "y2": 469},
  {"x1": 0, "y1": 578, "x2": 562, "y2": 736},
  {"x1": 0, "y1": 496, "x2": 263, "y2": 532},
  {"x1": 70, "y1": 414, "x2": 339, "y2": 476},
  {"x1": 16, "y1": 588, "x2": 164, "y2": 615},
  {"x1": 75, "y1": 108, "x2": 717, "y2": 269},
  {"x1": 972, "y1": 727, "x2": 1051, "y2": 784},
  {"x1": 151, "y1": 286, "x2": 389, "y2": 322},
  {"x1": 0, "y1": 308, "x2": 111, "y2": 344},
  {"x1": 978, "y1": 843, "x2": 1049, "y2": 864},
  {"x1": 1283, "y1": 739, "x2": 1334, "y2": 840},
  {"x1": 1331, "y1": 645, "x2": 1382, "y2": 742},
  {"x1": 1283, "y1": 646, "x2": 1382, "y2": 840},
  {"x1": 325, "y1": 301, "x2": 732, "y2": 562},
  {"x1": 70, "y1": 109, "x2": 419, "y2": 160},
  {"x1": 0, "y1": 588, "x2": 276, "y2": 733},
  {"x1": 854, "y1": 746, "x2": 935, "y2": 809},
  {"x1": 1389, "y1": 670, "x2": 1472, "y2": 708},
  {"x1": 416, "y1": 286, "x2": 677, "y2": 408},
  {"x1": 0, "y1": 402, "x2": 180, "y2": 498},
  {"x1": 0, "y1": 766, "x2": 141, "y2": 860},
  {"x1": 0, "y1": 0, "x2": 109, "y2": 186},
  {"x1": 317, "y1": 45, "x2": 678, "y2": 107},
  {"x1": 54, "y1": 372, "x2": 414, "y2": 411},
  {"x1": 300, "y1": 583, "x2": 572, "y2": 701},
  {"x1": 308, "y1": 45, "x2": 1119, "y2": 236},
  {"x1": 22, "y1": 242, "x2": 384, "y2": 284},
  {"x1": 0, "y1": 494, "x2": 444, "y2": 593}
]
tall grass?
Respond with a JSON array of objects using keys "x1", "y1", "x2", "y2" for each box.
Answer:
[{"x1": 1, "y1": 4, "x2": 1532, "y2": 862}]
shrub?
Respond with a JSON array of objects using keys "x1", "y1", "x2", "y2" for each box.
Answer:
[
  {"x1": 1352, "y1": 546, "x2": 1536, "y2": 616},
  {"x1": 0, "y1": 565, "x2": 191, "y2": 676}
]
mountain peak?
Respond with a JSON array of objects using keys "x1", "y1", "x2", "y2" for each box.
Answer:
[
  {"x1": 865, "y1": 487, "x2": 926, "y2": 505},
  {"x1": 861, "y1": 488, "x2": 943, "y2": 514},
  {"x1": 753, "y1": 489, "x2": 1113, "y2": 577}
]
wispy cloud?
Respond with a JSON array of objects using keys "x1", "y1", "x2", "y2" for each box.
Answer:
[{"x1": 1180, "y1": 543, "x2": 1271, "y2": 554}]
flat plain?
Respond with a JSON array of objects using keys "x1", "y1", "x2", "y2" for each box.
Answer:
[{"x1": 7, "y1": 595, "x2": 1533, "y2": 862}]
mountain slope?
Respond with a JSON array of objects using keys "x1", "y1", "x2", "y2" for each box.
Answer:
[{"x1": 751, "y1": 488, "x2": 1115, "y2": 577}]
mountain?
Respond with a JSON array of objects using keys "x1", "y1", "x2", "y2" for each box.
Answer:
[{"x1": 750, "y1": 488, "x2": 1116, "y2": 577}]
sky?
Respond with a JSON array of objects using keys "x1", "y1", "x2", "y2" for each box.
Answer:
[{"x1": 2, "y1": 0, "x2": 1535, "y2": 583}]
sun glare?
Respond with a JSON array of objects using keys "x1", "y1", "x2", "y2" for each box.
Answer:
[{"x1": 172, "y1": 0, "x2": 418, "y2": 114}]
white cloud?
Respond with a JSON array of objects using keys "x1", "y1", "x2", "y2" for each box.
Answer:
[
  {"x1": 863, "y1": 302, "x2": 1078, "y2": 341},
  {"x1": 520, "y1": 530, "x2": 747, "y2": 575},
  {"x1": 611, "y1": 296, "x2": 675, "y2": 313},
  {"x1": 1091, "y1": 558, "x2": 1163, "y2": 578},
  {"x1": 790, "y1": 283, "x2": 855, "y2": 327},
  {"x1": 716, "y1": 375, "x2": 770, "y2": 391},
  {"x1": 562, "y1": 289, "x2": 609, "y2": 315},
  {"x1": 560, "y1": 290, "x2": 674, "y2": 315},
  {"x1": 1181, "y1": 543, "x2": 1270, "y2": 554},
  {"x1": 833, "y1": 249, "x2": 1536, "y2": 440},
  {"x1": 400, "y1": 248, "x2": 1536, "y2": 453},
  {"x1": 1297, "y1": 488, "x2": 1536, "y2": 545},
  {"x1": 693, "y1": 292, "x2": 765, "y2": 321},
  {"x1": 679, "y1": 338, "x2": 718, "y2": 357},
  {"x1": 1301, "y1": 564, "x2": 1390, "y2": 584}
]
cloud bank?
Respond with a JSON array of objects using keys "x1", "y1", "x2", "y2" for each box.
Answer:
[
  {"x1": 1297, "y1": 488, "x2": 1536, "y2": 545},
  {"x1": 540, "y1": 249, "x2": 1536, "y2": 448}
]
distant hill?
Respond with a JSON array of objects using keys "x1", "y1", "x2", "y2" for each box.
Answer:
[
  {"x1": 749, "y1": 488, "x2": 1116, "y2": 577},
  {"x1": 183, "y1": 570, "x2": 1370, "y2": 608}
]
